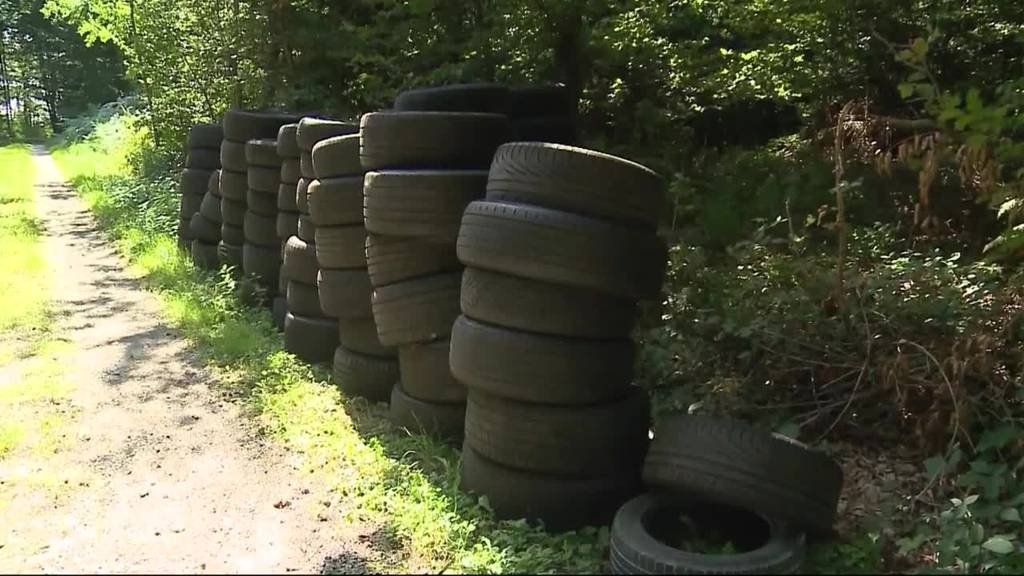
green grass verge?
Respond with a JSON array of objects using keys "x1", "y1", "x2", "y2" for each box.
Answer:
[{"x1": 52, "y1": 131, "x2": 607, "y2": 573}]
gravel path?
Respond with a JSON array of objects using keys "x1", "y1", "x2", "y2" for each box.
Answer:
[{"x1": 0, "y1": 147, "x2": 373, "y2": 574}]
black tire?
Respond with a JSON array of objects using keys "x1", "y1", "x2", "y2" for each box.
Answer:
[
  {"x1": 460, "y1": 446, "x2": 639, "y2": 533},
  {"x1": 337, "y1": 317, "x2": 394, "y2": 358},
  {"x1": 371, "y1": 272, "x2": 461, "y2": 346},
  {"x1": 199, "y1": 190, "x2": 222, "y2": 223},
  {"x1": 218, "y1": 241, "x2": 243, "y2": 269},
  {"x1": 389, "y1": 383, "x2": 465, "y2": 441},
  {"x1": 278, "y1": 183, "x2": 299, "y2": 211},
  {"x1": 220, "y1": 141, "x2": 248, "y2": 172},
  {"x1": 507, "y1": 85, "x2": 574, "y2": 118},
  {"x1": 300, "y1": 151, "x2": 315, "y2": 179},
  {"x1": 308, "y1": 177, "x2": 363, "y2": 226},
  {"x1": 221, "y1": 224, "x2": 245, "y2": 246},
  {"x1": 287, "y1": 280, "x2": 326, "y2": 317},
  {"x1": 177, "y1": 217, "x2": 192, "y2": 241},
  {"x1": 394, "y1": 83, "x2": 510, "y2": 113},
  {"x1": 359, "y1": 111, "x2": 509, "y2": 170},
  {"x1": 179, "y1": 191, "x2": 203, "y2": 218},
  {"x1": 295, "y1": 117, "x2": 358, "y2": 151},
  {"x1": 510, "y1": 116, "x2": 577, "y2": 145},
  {"x1": 219, "y1": 169, "x2": 247, "y2": 201},
  {"x1": 643, "y1": 415, "x2": 843, "y2": 534},
  {"x1": 188, "y1": 123, "x2": 223, "y2": 149},
  {"x1": 180, "y1": 168, "x2": 213, "y2": 195},
  {"x1": 277, "y1": 123, "x2": 300, "y2": 158},
  {"x1": 465, "y1": 387, "x2": 649, "y2": 476},
  {"x1": 487, "y1": 142, "x2": 663, "y2": 228},
  {"x1": 312, "y1": 134, "x2": 361, "y2": 178},
  {"x1": 244, "y1": 211, "x2": 278, "y2": 246},
  {"x1": 284, "y1": 312, "x2": 338, "y2": 364},
  {"x1": 363, "y1": 170, "x2": 486, "y2": 241},
  {"x1": 281, "y1": 159, "x2": 300, "y2": 184},
  {"x1": 185, "y1": 148, "x2": 220, "y2": 170},
  {"x1": 247, "y1": 189, "x2": 276, "y2": 216},
  {"x1": 221, "y1": 198, "x2": 246, "y2": 226},
  {"x1": 314, "y1": 225, "x2": 365, "y2": 268},
  {"x1": 450, "y1": 316, "x2": 634, "y2": 404},
  {"x1": 282, "y1": 236, "x2": 319, "y2": 285},
  {"x1": 223, "y1": 109, "x2": 303, "y2": 143},
  {"x1": 366, "y1": 234, "x2": 461, "y2": 287},
  {"x1": 207, "y1": 169, "x2": 221, "y2": 198},
  {"x1": 318, "y1": 268, "x2": 372, "y2": 319},
  {"x1": 245, "y1": 138, "x2": 281, "y2": 168},
  {"x1": 296, "y1": 177, "x2": 311, "y2": 213},
  {"x1": 333, "y1": 345, "x2": 398, "y2": 403},
  {"x1": 276, "y1": 211, "x2": 299, "y2": 241},
  {"x1": 399, "y1": 338, "x2": 465, "y2": 403},
  {"x1": 189, "y1": 212, "x2": 221, "y2": 243},
  {"x1": 610, "y1": 494, "x2": 807, "y2": 575},
  {"x1": 461, "y1": 267, "x2": 635, "y2": 339},
  {"x1": 298, "y1": 214, "x2": 317, "y2": 243},
  {"x1": 272, "y1": 296, "x2": 287, "y2": 332},
  {"x1": 248, "y1": 165, "x2": 280, "y2": 193},
  {"x1": 457, "y1": 201, "x2": 667, "y2": 300},
  {"x1": 191, "y1": 239, "x2": 220, "y2": 270}
]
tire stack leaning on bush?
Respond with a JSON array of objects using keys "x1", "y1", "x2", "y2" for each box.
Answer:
[
  {"x1": 272, "y1": 123, "x2": 301, "y2": 331},
  {"x1": 363, "y1": 85, "x2": 511, "y2": 440},
  {"x1": 310, "y1": 133, "x2": 398, "y2": 403},
  {"x1": 242, "y1": 138, "x2": 284, "y2": 302},
  {"x1": 452, "y1": 142, "x2": 668, "y2": 532},
  {"x1": 507, "y1": 85, "x2": 577, "y2": 145},
  {"x1": 280, "y1": 118, "x2": 357, "y2": 364},
  {"x1": 182, "y1": 123, "x2": 223, "y2": 264}
]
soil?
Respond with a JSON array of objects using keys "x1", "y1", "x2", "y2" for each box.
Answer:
[{"x1": 0, "y1": 147, "x2": 379, "y2": 573}]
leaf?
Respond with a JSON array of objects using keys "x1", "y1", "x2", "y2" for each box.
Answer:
[
  {"x1": 977, "y1": 424, "x2": 1020, "y2": 453},
  {"x1": 775, "y1": 421, "x2": 801, "y2": 440},
  {"x1": 898, "y1": 83, "x2": 915, "y2": 99},
  {"x1": 999, "y1": 508, "x2": 1022, "y2": 523},
  {"x1": 925, "y1": 454, "x2": 947, "y2": 478},
  {"x1": 982, "y1": 536, "x2": 1015, "y2": 555}
]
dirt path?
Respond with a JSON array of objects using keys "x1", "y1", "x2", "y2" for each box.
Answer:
[{"x1": 0, "y1": 147, "x2": 371, "y2": 573}]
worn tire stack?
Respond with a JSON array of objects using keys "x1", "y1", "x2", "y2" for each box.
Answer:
[
  {"x1": 183, "y1": 124, "x2": 223, "y2": 265},
  {"x1": 363, "y1": 84, "x2": 511, "y2": 440},
  {"x1": 453, "y1": 142, "x2": 668, "y2": 532},
  {"x1": 272, "y1": 123, "x2": 301, "y2": 331},
  {"x1": 280, "y1": 118, "x2": 356, "y2": 364},
  {"x1": 242, "y1": 138, "x2": 284, "y2": 300}
]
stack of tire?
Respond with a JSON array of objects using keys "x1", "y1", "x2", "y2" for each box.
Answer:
[
  {"x1": 361, "y1": 84, "x2": 510, "y2": 440},
  {"x1": 190, "y1": 170, "x2": 224, "y2": 270},
  {"x1": 452, "y1": 143, "x2": 668, "y2": 532},
  {"x1": 242, "y1": 138, "x2": 284, "y2": 300},
  {"x1": 220, "y1": 110, "x2": 301, "y2": 271},
  {"x1": 280, "y1": 118, "x2": 357, "y2": 364},
  {"x1": 180, "y1": 123, "x2": 223, "y2": 261},
  {"x1": 608, "y1": 414, "x2": 843, "y2": 574},
  {"x1": 272, "y1": 123, "x2": 301, "y2": 330}
]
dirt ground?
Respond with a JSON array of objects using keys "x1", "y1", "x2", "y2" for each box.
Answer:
[{"x1": 0, "y1": 147, "x2": 377, "y2": 574}]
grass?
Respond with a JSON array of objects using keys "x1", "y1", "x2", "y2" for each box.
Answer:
[{"x1": 52, "y1": 113, "x2": 608, "y2": 573}]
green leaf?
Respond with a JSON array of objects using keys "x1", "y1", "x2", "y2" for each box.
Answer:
[
  {"x1": 1000, "y1": 508, "x2": 1022, "y2": 523},
  {"x1": 898, "y1": 83, "x2": 915, "y2": 99},
  {"x1": 982, "y1": 536, "x2": 1015, "y2": 555},
  {"x1": 925, "y1": 455, "x2": 947, "y2": 478},
  {"x1": 977, "y1": 425, "x2": 1019, "y2": 453}
]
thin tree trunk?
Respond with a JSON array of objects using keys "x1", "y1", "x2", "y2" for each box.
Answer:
[{"x1": 0, "y1": 31, "x2": 14, "y2": 138}]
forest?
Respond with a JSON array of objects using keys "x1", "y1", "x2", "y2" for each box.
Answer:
[{"x1": 3, "y1": 0, "x2": 1024, "y2": 572}]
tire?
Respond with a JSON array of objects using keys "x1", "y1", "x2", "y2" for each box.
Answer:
[
  {"x1": 284, "y1": 312, "x2": 338, "y2": 364},
  {"x1": 276, "y1": 211, "x2": 299, "y2": 241},
  {"x1": 314, "y1": 225, "x2": 366, "y2": 268},
  {"x1": 218, "y1": 241, "x2": 243, "y2": 268},
  {"x1": 308, "y1": 177, "x2": 363, "y2": 226},
  {"x1": 246, "y1": 189, "x2": 277, "y2": 216},
  {"x1": 457, "y1": 201, "x2": 667, "y2": 300},
  {"x1": 333, "y1": 345, "x2": 398, "y2": 403},
  {"x1": 248, "y1": 165, "x2": 280, "y2": 193},
  {"x1": 219, "y1": 169, "x2": 247, "y2": 201},
  {"x1": 282, "y1": 236, "x2": 319, "y2": 285},
  {"x1": 366, "y1": 234, "x2": 461, "y2": 286},
  {"x1": 278, "y1": 183, "x2": 299, "y2": 211},
  {"x1": 199, "y1": 190, "x2": 222, "y2": 223},
  {"x1": 185, "y1": 148, "x2": 220, "y2": 170},
  {"x1": 389, "y1": 383, "x2": 465, "y2": 440},
  {"x1": 296, "y1": 117, "x2": 358, "y2": 151},
  {"x1": 179, "y1": 191, "x2": 203, "y2": 218},
  {"x1": 359, "y1": 111, "x2": 509, "y2": 170},
  {"x1": 188, "y1": 123, "x2": 223, "y2": 149},
  {"x1": 394, "y1": 83, "x2": 510, "y2": 113},
  {"x1": 363, "y1": 170, "x2": 487, "y2": 241},
  {"x1": 487, "y1": 143, "x2": 663, "y2": 228},
  {"x1": 460, "y1": 267, "x2": 635, "y2": 339},
  {"x1": 221, "y1": 198, "x2": 246, "y2": 226},
  {"x1": 296, "y1": 177, "x2": 311, "y2": 213},
  {"x1": 642, "y1": 415, "x2": 843, "y2": 534},
  {"x1": 337, "y1": 317, "x2": 394, "y2": 358},
  {"x1": 507, "y1": 85, "x2": 574, "y2": 118},
  {"x1": 207, "y1": 169, "x2": 221, "y2": 197},
  {"x1": 220, "y1": 141, "x2": 248, "y2": 172},
  {"x1": 460, "y1": 446, "x2": 639, "y2": 533},
  {"x1": 221, "y1": 223, "x2": 244, "y2": 246},
  {"x1": 298, "y1": 214, "x2": 317, "y2": 243},
  {"x1": 465, "y1": 387, "x2": 649, "y2": 476},
  {"x1": 300, "y1": 151, "x2": 315, "y2": 179},
  {"x1": 272, "y1": 296, "x2": 287, "y2": 332},
  {"x1": 312, "y1": 134, "x2": 362, "y2": 178},
  {"x1": 318, "y1": 268, "x2": 372, "y2": 319},
  {"x1": 191, "y1": 240, "x2": 220, "y2": 270},
  {"x1": 245, "y1": 138, "x2": 280, "y2": 168},
  {"x1": 610, "y1": 494, "x2": 807, "y2": 575},
  {"x1": 277, "y1": 123, "x2": 300, "y2": 158},
  {"x1": 510, "y1": 116, "x2": 577, "y2": 145},
  {"x1": 223, "y1": 109, "x2": 303, "y2": 143},
  {"x1": 287, "y1": 280, "x2": 326, "y2": 317},
  {"x1": 450, "y1": 316, "x2": 634, "y2": 404},
  {"x1": 189, "y1": 212, "x2": 221, "y2": 243},
  {"x1": 281, "y1": 158, "x2": 300, "y2": 184},
  {"x1": 244, "y1": 211, "x2": 278, "y2": 246},
  {"x1": 371, "y1": 272, "x2": 462, "y2": 346},
  {"x1": 177, "y1": 217, "x2": 192, "y2": 241},
  {"x1": 180, "y1": 168, "x2": 213, "y2": 195},
  {"x1": 399, "y1": 338, "x2": 465, "y2": 403}
]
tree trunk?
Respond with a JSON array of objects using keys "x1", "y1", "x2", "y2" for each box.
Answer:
[
  {"x1": 128, "y1": 0, "x2": 161, "y2": 147},
  {"x1": 0, "y1": 31, "x2": 14, "y2": 138}
]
